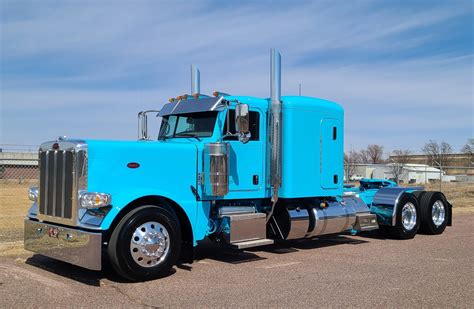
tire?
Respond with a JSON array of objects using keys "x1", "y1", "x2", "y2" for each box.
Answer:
[
  {"x1": 416, "y1": 191, "x2": 448, "y2": 235},
  {"x1": 108, "y1": 205, "x2": 181, "y2": 281},
  {"x1": 385, "y1": 193, "x2": 420, "y2": 239}
]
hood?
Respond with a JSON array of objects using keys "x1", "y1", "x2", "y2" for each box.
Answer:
[{"x1": 84, "y1": 139, "x2": 199, "y2": 204}]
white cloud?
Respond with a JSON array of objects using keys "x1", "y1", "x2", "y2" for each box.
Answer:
[{"x1": 0, "y1": 0, "x2": 472, "y2": 151}]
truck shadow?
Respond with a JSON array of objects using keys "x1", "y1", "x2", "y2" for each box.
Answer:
[
  {"x1": 25, "y1": 254, "x2": 175, "y2": 286},
  {"x1": 194, "y1": 234, "x2": 370, "y2": 264},
  {"x1": 25, "y1": 234, "x2": 372, "y2": 286}
]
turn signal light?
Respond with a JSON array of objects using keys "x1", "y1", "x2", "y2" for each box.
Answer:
[{"x1": 79, "y1": 191, "x2": 112, "y2": 209}]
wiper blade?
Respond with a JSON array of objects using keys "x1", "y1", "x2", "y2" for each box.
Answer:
[{"x1": 174, "y1": 133, "x2": 202, "y2": 141}]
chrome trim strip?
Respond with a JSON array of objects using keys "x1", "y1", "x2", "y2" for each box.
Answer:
[
  {"x1": 44, "y1": 151, "x2": 49, "y2": 214},
  {"x1": 61, "y1": 150, "x2": 66, "y2": 217},
  {"x1": 210, "y1": 96, "x2": 225, "y2": 111},
  {"x1": 52, "y1": 150, "x2": 57, "y2": 216},
  {"x1": 24, "y1": 219, "x2": 102, "y2": 271}
]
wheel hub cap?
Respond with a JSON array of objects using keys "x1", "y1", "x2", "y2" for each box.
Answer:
[
  {"x1": 130, "y1": 221, "x2": 170, "y2": 267},
  {"x1": 401, "y1": 202, "x2": 417, "y2": 231},
  {"x1": 432, "y1": 200, "x2": 446, "y2": 227}
]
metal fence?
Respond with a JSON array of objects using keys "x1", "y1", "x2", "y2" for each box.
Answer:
[
  {"x1": 1, "y1": 158, "x2": 472, "y2": 208},
  {"x1": 0, "y1": 158, "x2": 39, "y2": 181}
]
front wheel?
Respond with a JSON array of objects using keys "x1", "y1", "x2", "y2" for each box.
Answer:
[
  {"x1": 385, "y1": 193, "x2": 420, "y2": 239},
  {"x1": 108, "y1": 206, "x2": 181, "y2": 281}
]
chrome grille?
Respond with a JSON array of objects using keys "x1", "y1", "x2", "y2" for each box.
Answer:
[{"x1": 39, "y1": 150, "x2": 74, "y2": 219}]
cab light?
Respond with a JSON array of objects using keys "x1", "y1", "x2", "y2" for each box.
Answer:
[
  {"x1": 28, "y1": 186, "x2": 38, "y2": 202},
  {"x1": 213, "y1": 91, "x2": 219, "y2": 97},
  {"x1": 79, "y1": 191, "x2": 112, "y2": 209}
]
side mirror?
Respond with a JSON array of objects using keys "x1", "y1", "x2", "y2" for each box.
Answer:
[
  {"x1": 235, "y1": 104, "x2": 250, "y2": 134},
  {"x1": 138, "y1": 110, "x2": 160, "y2": 140},
  {"x1": 138, "y1": 112, "x2": 148, "y2": 140},
  {"x1": 235, "y1": 104, "x2": 251, "y2": 144}
]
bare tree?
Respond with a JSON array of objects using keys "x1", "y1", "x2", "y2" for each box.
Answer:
[
  {"x1": 461, "y1": 138, "x2": 474, "y2": 167},
  {"x1": 344, "y1": 150, "x2": 361, "y2": 182},
  {"x1": 461, "y1": 138, "x2": 474, "y2": 153},
  {"x1": 389, "y1": 149, "x2": 411, "y2": 184},
  {"x1": 360, "y1": 144, "x2": 384, "y2": 164},
  {"x1": 422, "y1": 140, "x2": 453, "y2": 167}
]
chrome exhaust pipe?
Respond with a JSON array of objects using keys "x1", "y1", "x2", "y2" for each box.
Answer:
[
  {"x1": 191, "y1": 64, "x2": 200, "y2": 95},
  {"x1": 269, "y1": 49, "x2": 282, "y2": 202}
]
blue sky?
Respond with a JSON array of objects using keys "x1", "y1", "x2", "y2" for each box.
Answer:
[{"x1": 1, "y1": 0, "x2": 472, "y2": 154}]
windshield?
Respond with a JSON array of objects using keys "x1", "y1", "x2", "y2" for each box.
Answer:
[{"x1": 158, "y1": 111, "x2": 218, "y2": 140}]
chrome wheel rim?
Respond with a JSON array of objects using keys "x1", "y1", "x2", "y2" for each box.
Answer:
[
  {"x1": 401, "y1": 202, "x2": 417, "y2": 231},
  {"x1": 432, "y1": 200, "x2": 446, "y2": 227},
  {"x1": 130, "y1": 221, "x2": 170, "y2": 268}
]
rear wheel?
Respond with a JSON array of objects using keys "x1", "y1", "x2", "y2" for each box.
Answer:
[
  {"x1": 415, "y1": 191, "x2": 448, "y2": 235},
  {"x1": 385, "y1": 193, "x2": 420, "y2": 239},
  {"x1": 108, "y1": 206, "x2": 181, "y2": 281}
]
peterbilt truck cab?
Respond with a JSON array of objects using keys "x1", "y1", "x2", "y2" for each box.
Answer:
[{"x1": 24, "y1": 50, "x2": 452, "y2": 281}]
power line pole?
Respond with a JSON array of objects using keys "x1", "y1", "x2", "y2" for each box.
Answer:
[{"x1": 298, "y1": 83, "x2": 301, "y2": 96}]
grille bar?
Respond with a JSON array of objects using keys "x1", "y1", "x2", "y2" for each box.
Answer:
[{"x1": 39, "y1": 149, "x2": 74, "y2": 220}]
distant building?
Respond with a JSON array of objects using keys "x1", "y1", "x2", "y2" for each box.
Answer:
[
  {"x1": 349, "y1": 163, "x2": 445, "y2": 184},
  {"x1": 389, "y1": 153, "x2": 474, "y2": 175}
]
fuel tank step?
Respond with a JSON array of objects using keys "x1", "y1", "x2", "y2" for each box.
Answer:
[
  {"x1": 353, "y1": 213, "x2": 378, "y2": 231},
  {"x1": 231, "y1": 238, "x2": 274, "y2": 249}
]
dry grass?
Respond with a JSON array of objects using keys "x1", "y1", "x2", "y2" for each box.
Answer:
[
  {"x1": 0, "y1": 184, "x2": 31, "y2": 243},
  {"x1": 423, "y1": 183, "x2": 473, "y2": 208},
  {"x1": 0, "y1": 182, "x2": 472, "y2": 255}
]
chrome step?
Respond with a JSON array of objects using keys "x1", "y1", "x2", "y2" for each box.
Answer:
[
  {"x1": 223, "y1": 213, "x2": 267, "y2": 243},
  {"x1": 231, "y1": 238, "x2": 274, "y2": 249},
  {"x1": 354, "y1": 213, "x2": 379, "y2": 231}
]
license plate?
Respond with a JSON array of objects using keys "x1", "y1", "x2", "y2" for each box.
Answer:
[{"x1": 47, "y1": 227, "x2": 59, "y2": 238}]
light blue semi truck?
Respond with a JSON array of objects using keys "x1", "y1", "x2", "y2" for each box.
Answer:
[{"x1": 24, "y1": 50, "x2": 452, "y2": 281}]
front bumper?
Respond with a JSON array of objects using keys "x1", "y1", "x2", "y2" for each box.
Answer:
[{"x1": 24, "y1": 219, "x2": 102, "y2": 271}]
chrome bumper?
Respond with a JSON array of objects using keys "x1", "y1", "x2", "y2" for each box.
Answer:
[{"x1": 24, "y1": 219, "x2": 102, "y2": 271}]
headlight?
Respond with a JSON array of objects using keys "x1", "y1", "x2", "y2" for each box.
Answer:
[
  {"x1": 79, "y1": 191, "x2": 112, "y2": 209},
  {"x1": 28, "y1": 186, "x2": 39, "y2": 202}
]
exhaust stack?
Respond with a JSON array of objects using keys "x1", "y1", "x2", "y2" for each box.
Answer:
[
  {"x1": 269, "y1": 49, "x2": 282, "y2": 202},
  {"x1": 191, "y1": 65, "x2": 200, "y2": 95}
]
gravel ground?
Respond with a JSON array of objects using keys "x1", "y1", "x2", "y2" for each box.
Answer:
[{"x1": 0, "y1": 213, "x2": 473, "y2": 308}]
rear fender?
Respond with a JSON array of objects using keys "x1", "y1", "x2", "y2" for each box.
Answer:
[{"x1": 371, "y1": 187, "x2": 424, "y2": 226}]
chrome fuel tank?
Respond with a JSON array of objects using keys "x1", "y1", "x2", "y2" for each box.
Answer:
[{"x1": 281, "y1": 197, "x2": 372, "y2": 239}]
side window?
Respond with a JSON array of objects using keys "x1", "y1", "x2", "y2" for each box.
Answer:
[{"x1": 223, "y1": 109, "x2": 260, "y2": 141}]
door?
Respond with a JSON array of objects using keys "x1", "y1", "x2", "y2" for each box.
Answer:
[{"x1": 223, "y1": 109, "x2": 265, "y2": 192}]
